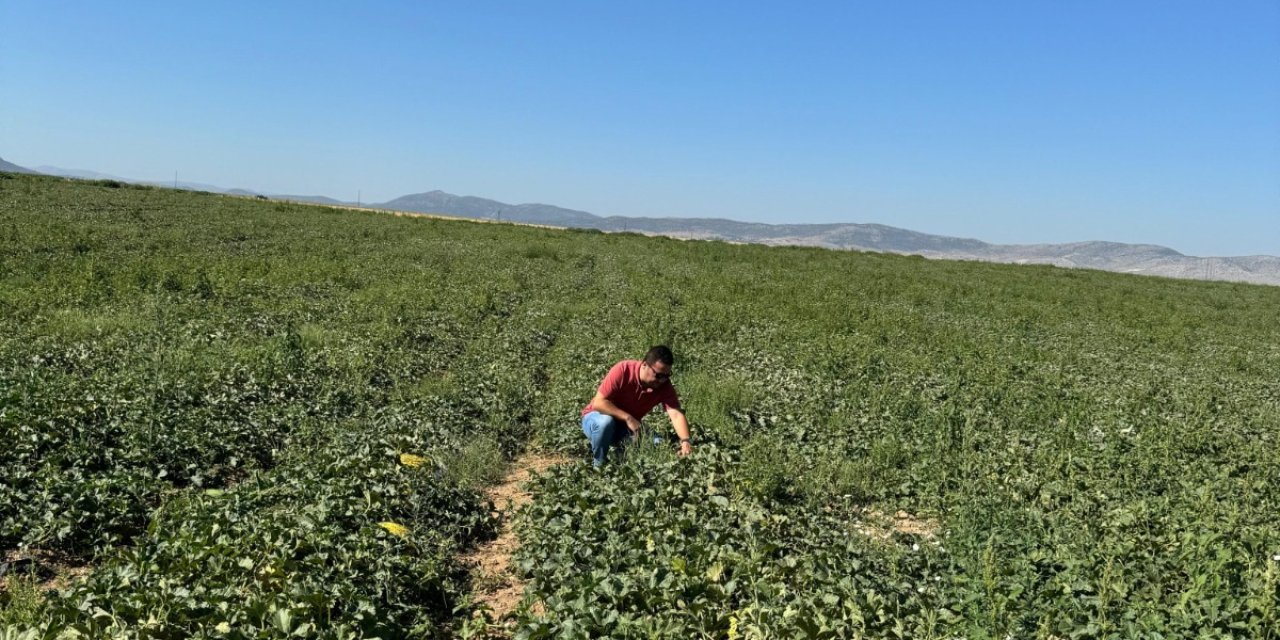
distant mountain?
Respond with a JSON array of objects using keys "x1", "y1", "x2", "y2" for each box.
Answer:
[
  {"x1": 379, "y1": 191, "x2": 600, "y2": 226},
  {"x1": 376, "y1": 190, "x2": 1280, "y2": 287},
  {"x1": 0, "y1": 158, "x2": 40, "y2": 174}
]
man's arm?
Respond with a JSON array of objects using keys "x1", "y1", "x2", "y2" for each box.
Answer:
[
  {"x1": 592, "y1": 392, "x2": 643, "y2": 434},
  {"x1": 667, "y1": 407, "x2": 692, "y2": 456}
]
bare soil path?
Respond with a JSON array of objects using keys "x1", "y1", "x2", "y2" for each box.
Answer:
[{"x1": 462, "y1": 451, "x2": 571, "y2": 629}]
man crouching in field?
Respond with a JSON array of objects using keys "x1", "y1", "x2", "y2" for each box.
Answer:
[{"x1": 581, "y1": 345, "x2": 692, "y2": 466}]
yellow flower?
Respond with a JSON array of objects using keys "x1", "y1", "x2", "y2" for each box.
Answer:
[
  {"x1": 728, "y1": 614, "x2": 739, "y2": 640},
  {"x1": 378, "y1": 521, "x2": 410, "y2": 538},
  {"x1": 399, "y1": 453, "x2": 429, "y2": 468}
]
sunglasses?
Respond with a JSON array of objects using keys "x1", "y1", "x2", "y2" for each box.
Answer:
[{"x1": 645, "y1": 362, "x2": 672, "y2": 381}]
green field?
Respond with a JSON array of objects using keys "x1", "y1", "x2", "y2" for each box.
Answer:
[{"x1": 2, "y1": 173, "x2": 1278, "y2": 638}]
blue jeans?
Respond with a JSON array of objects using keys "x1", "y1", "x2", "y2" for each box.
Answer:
[{"x1": 582, "y1": 411, "x2": 633, "y2": 466}]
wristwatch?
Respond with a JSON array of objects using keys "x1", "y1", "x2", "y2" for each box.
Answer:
[{"x1": 679, "y1": 438, "x2": 691, "y2": 445}]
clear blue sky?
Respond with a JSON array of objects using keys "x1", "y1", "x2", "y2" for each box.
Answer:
[{"x1": 3, "y1": 1, "x2": 1277, "y2": 256}]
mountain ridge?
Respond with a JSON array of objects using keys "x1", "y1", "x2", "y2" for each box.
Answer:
[
  {"x1": 374, "y1": 190, "x2": 1278, "y2": 286},
  {"x1": 0, "y1": 157, "x2": 40, "y2": 174}
]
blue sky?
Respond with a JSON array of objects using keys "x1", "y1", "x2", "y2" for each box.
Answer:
[{"x1": 2, "y1": 1, "x2": 1277, "y2": 256}]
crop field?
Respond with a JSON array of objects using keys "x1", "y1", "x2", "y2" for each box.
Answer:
[{"x1": 1, "y1": 172, "x2": 1278, "y2": 638}]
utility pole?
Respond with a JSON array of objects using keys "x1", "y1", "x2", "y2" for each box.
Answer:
[
  {"x1": 173, "y1": 171, "x2": 178, "y2": 189},
  {"x1": 357, "y1": 190, "x2": 361, "y2": 207}
]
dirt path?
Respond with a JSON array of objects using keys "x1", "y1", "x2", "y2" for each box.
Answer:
[
  {"x1": 1, "y1": 549, "x2": 91, "y2": 594},
  {"x1": 462, "y1": 451, "x2": 571, "y2": 628}
]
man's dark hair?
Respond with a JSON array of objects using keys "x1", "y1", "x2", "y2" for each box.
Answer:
[{"x1": 643, "y1": 345, "x2": 674, "y2": 367}]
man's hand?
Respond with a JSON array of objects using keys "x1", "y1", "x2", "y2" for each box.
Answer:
[
  {"x1": 625, "y1": 416, "x2": 643, "y2": 435},
  {"x1": 667, "y1": 407, "x2": 693, "y2": 457}
]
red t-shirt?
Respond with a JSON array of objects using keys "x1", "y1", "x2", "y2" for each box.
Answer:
[{"x1": 582, "y1": 360, "x2": 681, "y2": 419}]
